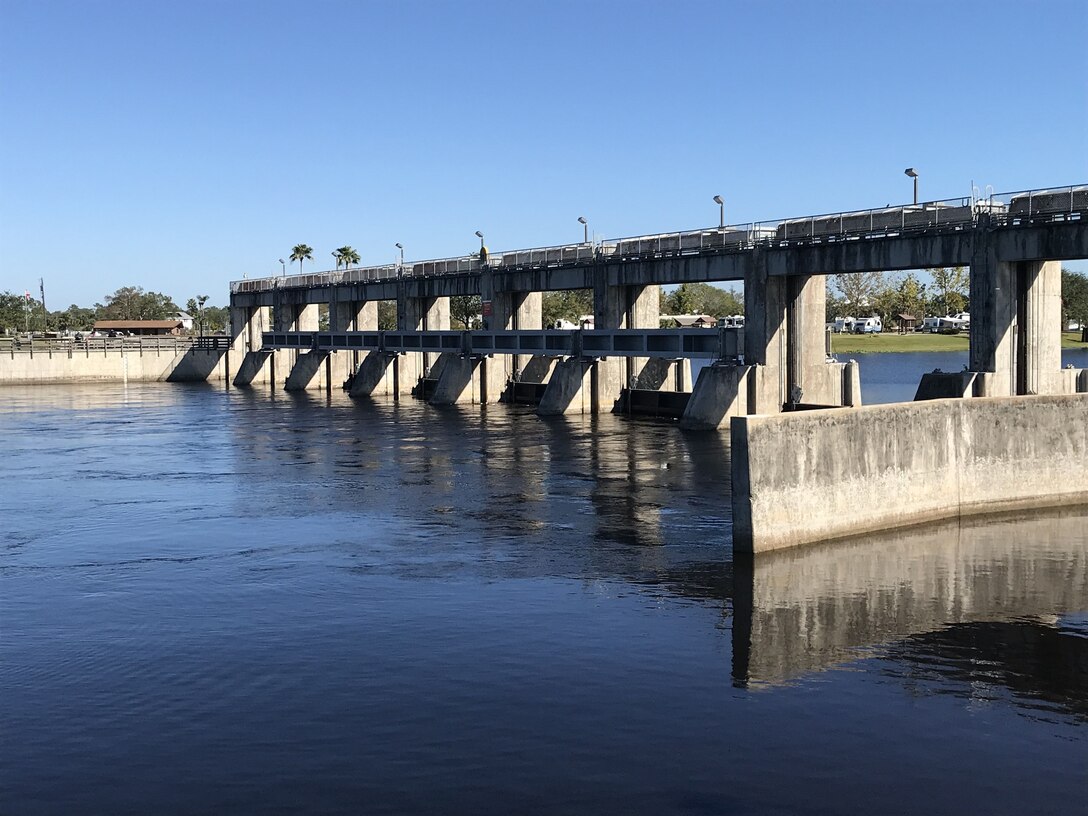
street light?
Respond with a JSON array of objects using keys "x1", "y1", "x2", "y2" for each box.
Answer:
[
  {"x1": 577, "y1": 216, "x2": 588, "y2": 244},
  {"x1": 474, "y1": 230, "x2": 484, "y2": 248},
  {"x1": 332, "y1": 251, "x2": 341, "y2": 270},
  {"x1": 197, "y1": 294, "x2": 209, "y2": 340},
  {"x1": 904, "y1": 168, "x2": 919, "y2": 205},
  {"x1": 278, "y1": 258, "x2": 286, "y2": 276},
  {"x1": 395, "y1": 242, "x2": 404, "y2": 264},
  {"x1": 713, "y1": 195, "x2": 724, "y2": 229}
]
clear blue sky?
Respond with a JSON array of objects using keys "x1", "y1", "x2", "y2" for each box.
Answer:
[{"x1": 1, "y1": 0, "x2": 1086, "y2": 308}]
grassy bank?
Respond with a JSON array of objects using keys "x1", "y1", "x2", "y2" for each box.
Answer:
[{"x1": 830, "y1": 331, "x2": 1088, "y2": 354}]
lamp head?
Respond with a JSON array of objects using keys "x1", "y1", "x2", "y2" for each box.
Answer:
[
  {"x1": 577, "y1": 216, "x2": 587, "y2": 225},
  {"x1": 474, "y1": 231, "x2": 483, "y2": 239},
  {"x1": 395, "y1": 242, "x2": 402, "y2": 249},
  {"x1": 904, "y1": 168, "x2": 918, "y2": 178},
  {"x1": 713, "y1": 195, "x2": 724, "y2": 205}
]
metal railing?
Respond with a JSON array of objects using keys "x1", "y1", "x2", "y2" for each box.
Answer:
[
  {"x1": 261, "y1": 327, "x2": 742, "y2": 361},
  {"x1": 1, "y1": 335, "x2": 201, "y2": 356},
  {"x1": 229, "y1": 183, "x2": 1087, "y2": 294}
]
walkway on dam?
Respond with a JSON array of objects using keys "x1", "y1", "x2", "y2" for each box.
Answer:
[{"x1": 231, "y1": 184, "x2": 1086, "y2": 298}]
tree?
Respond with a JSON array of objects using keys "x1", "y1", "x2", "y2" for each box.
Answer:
[
  {"x1": 663, "y1": 283, "x2": 743, "y2": 317},
  {"x1": 377, "y1": 300, "x2": 397, "y2": 330},
  {"x1": 96, "y1": 287, "x2": 178, "y2": 321},
  {"x1": 55, "y1": 304, "x2": 97, "y2": 332},
  {"x1": 451, "y1": 295, "x2": 482, "y2": 329},
  {"x1": 0, "y1": 291, "x2": 30, "y2": 334},
  {"x1": 1062, "y1": 268, "x2": 1088, "y2": 329},
  {"x1": 832, "y1": 271, "x2": 885, "y2": 317},
  {"x1": 186, "y1": 295, "x2": 210, "y2": 335},
  {"x1": 542, "y1": 289, "x2": 593, "y2": 327},
  {"x1": 202, "y1": 306, "x2": 229, "y2": 333},
  {"x1": 929, "y1": 266, "x2": 968, "y2": 316},
  {"x1": 289, "y1": 244, "x2": 313, "y2": 275},
  {"x1": 334, "y1": 246, "x2": 360, "y2": 269}
]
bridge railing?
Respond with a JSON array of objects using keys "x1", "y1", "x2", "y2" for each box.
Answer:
[
  {"x1": 755, "y1": 196, "x2": 983, "y2": 245},
  {"x1": 261, "y1": 328, "x2": 741, "y2": 361},
  {"x1": 980, "y1": 184, "x2": 1086, "y2": 226},
  {"x1": 230, "y1": 183, "x2": 1086, "y2": 294}
]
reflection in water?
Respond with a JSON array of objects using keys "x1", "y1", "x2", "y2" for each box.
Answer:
[{"x1": 733, "y1": 510, "x2": 1088, "y2": 721}]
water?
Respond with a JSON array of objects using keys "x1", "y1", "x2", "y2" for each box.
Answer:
[
  {"x1": 851, "y1": 348, "x2": 1088, "y2": 404},
  {"x1": 2, "y1": 380, "x2": 1086, "y2": 815}
]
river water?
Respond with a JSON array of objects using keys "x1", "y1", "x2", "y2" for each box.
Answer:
[{"x1": 2, "y1": 355, "x2": 1086, "y2": 815}]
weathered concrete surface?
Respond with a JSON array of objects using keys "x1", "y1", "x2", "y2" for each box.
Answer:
[
  {"x1": 284, "y1": 350, "x2": 328, "y2": 392},
  {"x1": 430, "y1": 356, "x2": 482, "y2": 405},
  {"x1": 233, "y1": 350, "x2": 272, "y2": 387},
  {"x1": 398, "y1": 295, "x2": 450, "y2": 395},
  {"x1": 732, "y1": 508, "x2": 1088, "y2": 687},
  {"x1": 731, "y1": 394, "x2": 1088, "y2": 553},
  {"x1": 0, "y1": 347, "x2": 228, "y2": 384},
  {"x1": 679, "y1": 365, "x2": 751, "y2": 430},
  {"x1": 349, "y1": 351, "x2": 394, "y2": 397},
  {"x1": 165, "y1": 349, "x2": 230, "y2": 382},
  {"x1": 537, "y1": 358, "x2": 594, "y2": 415}
]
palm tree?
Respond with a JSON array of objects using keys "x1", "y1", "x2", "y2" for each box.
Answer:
[
  {"x1": 289, "y1": 244, "x2": 313, "y2": 275},
  {"x1": 335, "y1": 246, "x2": 360, "y2": 269}
]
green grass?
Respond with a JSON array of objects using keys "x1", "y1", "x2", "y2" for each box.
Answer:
[{"x1": 830, "y1": 331, "x2": 1087, "y2": 354}]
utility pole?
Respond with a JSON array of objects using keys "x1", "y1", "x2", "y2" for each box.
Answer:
[{"x1": 39, "y1": 278, "x2": 47, "y2": 333}]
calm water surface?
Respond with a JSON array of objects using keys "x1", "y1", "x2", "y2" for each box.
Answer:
[{"x1": 1, "y1": 377, "x2": 1086, "y2": 815}]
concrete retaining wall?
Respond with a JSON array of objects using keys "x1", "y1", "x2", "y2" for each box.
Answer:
[
  {"x1": 731, "y1": 394, "x2": 1088, "y2": 553},
  {"x1": 0, "y1": 348, "x2": 230, "y2": 384}
]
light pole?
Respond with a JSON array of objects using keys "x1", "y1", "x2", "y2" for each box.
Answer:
[
  {"x1": 475, "y1": 230, "x2": 484, "y2": 249},
  {"x1": 577, "y1": 216, "x2": 588, "y2": 244},
  {"x1": 197, "y1": 294, "x2": 208, "y2": 339},
  {"x1": 713, "y1": 195, "x2": 724, "y2": 229},
  {"x1": 395, "y1": 243, "x2": 404, "y2": 277},
  {"x1": 278, "y1": 258, "x2": 286, "y2": 276},
  {"x1": 332, "y1": 251, "x2": 341, "y2": 270},
  {"x1": 904, "y1": 168, "x2": 919, "y2": 205}
]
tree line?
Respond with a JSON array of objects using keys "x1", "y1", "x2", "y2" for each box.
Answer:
[{"x1": 0, "y1": 286, "x2": 229, "y2": 335}]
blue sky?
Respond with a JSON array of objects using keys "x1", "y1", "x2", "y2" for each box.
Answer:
[{"x1": 1, "y1": 0, "x2": 1086, "y2": 308}]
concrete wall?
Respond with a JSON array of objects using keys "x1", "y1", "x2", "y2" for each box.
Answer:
[
  {"x1": 0, "y1": 347, "x2": 231, "y2": 385},
  {"x1": 731, "y1": 394, "x2": 1088, "y2": 553}
]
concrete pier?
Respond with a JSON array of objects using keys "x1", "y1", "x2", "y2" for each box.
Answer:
[
  {"x1": 537, "y1": 358, "x2": 594, "y2": 415},
  {"x1": 398, "y1": 295, "x2": 449, "y2": 396}
]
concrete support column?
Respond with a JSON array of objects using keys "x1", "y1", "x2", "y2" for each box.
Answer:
[
  {"x1": 274, "y1": 302, "x2": 320, "y2": 390},
  {"x1": 593, "y1": 276, "x2": 660, "y2": 410},
  {"x1": 485, "y1": 279, "x2": 546, "y2": 401},
  {"x1": 969, "y1": 234, "x2": 1017, "y2": 397},
  {"x1": 970, "y1": 232, "x2": 1062, "y2": 396},
  {"x1": 745, "y1": 257, "x2": 844, "y2": 413},
  {"x1": 326, "y1": 298, "x2": 379, "y2": 393},
  {"x1": 743, "y1": 256, "x2": 789, "y2": 414},
  {"x1": 1020, "y1": 260, "x2": 1063, "y2": 395},
  {"x1": 229, "y1": 304, "x2": 273, "y2": 387},
  {"x1": 396, "y1": 294, "x2": 450, "y2": 396}
]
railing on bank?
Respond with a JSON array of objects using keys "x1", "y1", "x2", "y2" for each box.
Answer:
[
  {"x1": 0, "y1": 335, "x2": 231, "y2": 356},
  {"x1": 228, "y1": 183, "x2": 1087, "y2": 295}
]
